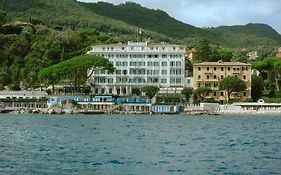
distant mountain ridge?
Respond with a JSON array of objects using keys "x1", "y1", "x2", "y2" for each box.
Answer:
[
  {"x1": 213, "y1": 23, "x2": 281, "y2": 43},
  {"x1": 1, "y1": 0, "x2": 281, "y2": 48},
  {"x1": 79, "y1": 1, "x2": 210, "y2": 38}
]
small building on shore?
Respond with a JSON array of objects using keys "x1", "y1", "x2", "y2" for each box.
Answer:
[
  {"x1": 0, "y1": 91, "x2": 48, "y2": 112},
  {"x1": 0, "y1": 91, "x2": 47, "y2": 99}
]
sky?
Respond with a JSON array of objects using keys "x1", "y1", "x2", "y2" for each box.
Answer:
[{"x1": 78, "y1": 0, "x2": 281, "y2": 34}]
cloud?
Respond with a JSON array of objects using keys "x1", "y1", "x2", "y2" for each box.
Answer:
[{"x1": 78, "y1": 0, "x2": 281, "y2": 33}]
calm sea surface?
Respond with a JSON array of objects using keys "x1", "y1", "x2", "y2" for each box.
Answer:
[{"x1": 0, "y1": 114, "x2": 281, "y2": 175}]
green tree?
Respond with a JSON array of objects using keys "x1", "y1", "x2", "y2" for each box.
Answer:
[
  {"x1": 0, "y1": 10, "x2": 6, "y2": 26},
  {"x1": 210, "y1": 48, "x2": 233, "y2": 62},
  {"x1": 251, "y1": 74, "x2": 263, "y2": 101},
  {"x1": 252, "y1": 57, "x2": 281, "y2": 93},
  {"x1": 140, "y1": 86, "x2": 160, "y2": 99},
  {"x1": 185, "y1": 58, "x2": 193, "y2": 76},
  {"x1": 194, "y1": 39, "x2": 212, "y2": 62},
  {"x1": 233, "y1": 49, "x2": 249, "y2": 63},
  {"x1": 219, "y1": 76, "x2": 246, "y2": 103},
  {"x1": 181, "y1": 87, "x2": 193, "y2": 102},
  {"x1": 156, "y1": 94, "x2": 182, "y2": 105},
  {"x1": 39, "y1": 55, "x2": 114, "y2": 94},
  {"x1": 194, "y1": 87, "x2": 212, "y2": 102},
  {"x1": 0, "y1": 67, "x2": 9, "y2": 90}
]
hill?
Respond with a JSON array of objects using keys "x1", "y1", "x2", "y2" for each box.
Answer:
[
  {"x1": 0, "y1": 0, "x2": 173, "y2": 43},
  {"x1": 79, "y1": 1, "x2": 281, "y2": 47},
  {"x1": 209, "y1": 23, "x2": 281, "y2": 48},
  {"x1": 79, "y1": 1, "x2": 210, "y2": 38},
  {"x1": 1, "y1": 0, "x2": 281, "y2": 48}
]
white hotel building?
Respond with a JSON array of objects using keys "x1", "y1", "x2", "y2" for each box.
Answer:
[{"x1": 87, "y1": 41, "x2": 193, "y2": 96}]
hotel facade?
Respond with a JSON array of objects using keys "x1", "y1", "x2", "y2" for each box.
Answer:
[
  {"x1": 193, "y1": 61, "x2": 251, "y2": 103},
  {"x1": 87, "y1": 41, "x2": 193, "y2": 96}
]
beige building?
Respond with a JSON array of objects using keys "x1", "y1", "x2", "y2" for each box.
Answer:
[
  {"x1": 193, "y1": 61, "x2": 251, "y2": 103},
  {"x1": 276, "y1": 47, "x2": 281, "y2": 58}
]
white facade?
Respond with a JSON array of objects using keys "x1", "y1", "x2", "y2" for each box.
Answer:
[
  {"x1": 87, "y1": 41, "x2": 193, "y2": 96},
  {"x1": 0, "y1": 91, "x2": 47, "y2": 99}
]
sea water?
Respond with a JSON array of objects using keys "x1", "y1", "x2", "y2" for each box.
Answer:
[{"x1": 0, "y1": 114, "x2": 281, "y2": 175}]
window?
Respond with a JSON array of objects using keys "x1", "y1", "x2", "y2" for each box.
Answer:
[
  {"x1": 198, "y1": 83, "x2": 201, "y2": 87},
  {"x1": 161, "y1": 70, "x2": 167, "y2": 75},
  {"x1": 243, "y1": 75, "x2": 246, "y2": 80},
  {"x1": 176, "y1": 78, "x2": 181, "y2": 84},
  {"x1": 153, "y1": 70, "x2": 159, "y2": 75},
  {"x1": 176, "y1": 62, "x2": 182, "y2": 67},
  {"x1": 154, "y1": 62, "x2": 159, "y2": 66},
  {"x1": 198, "y1": 75, "x2": 201, "y2": 79},
  {"x1": 198, "y1": 67, "x2": 201, "y2": 71},
  {"x1": 170, "y1": 69, "x2": 176, "y2": 75},
  {"x1": 206, "y1": 75, "x2": 210, "y2": 79},
  {"x1": 221, "y1": 75, "x2": 224, "y2": 79},
  {"x1": 228, "y1": 67, "x2": 230, "y2": 71},
  {"x1": 243, "y1": 91, "x2": 247, "y2": 96},
  {"x1": 233, "y1": 67, "x2": 240, "y2": 72},
  {"x1": 242, "y1": 67, "x2": 248, "y2": 71},
  {"x1": 122, "y1": 62, "x2": 128, "y2": 66},
  {"x1": 161, "y1": 79, "x2": 167, "y2": 84},
  {"x1": 221, "y1": 67, "x2": 224, "y2": 71},
  {"x1": 206, "y1": 67, "x2": 210, "y2": 71},
  {"x1": 108, "y1": 78, "x2": 113, "y2": 83},
  {"x1": 161, "y1": 62, "x2": 167, "y2": 66},
  {"x1": 116, "y1": 70, "x2": 121, "y2": 75},
  {"x1": 221, "y1": 91, "x2": 224, "y2": 96},
  {"x1": 214, "y1": 91, "x2": 217, "y2": 96},
  {"x1": 176, "y1": 69, "x2": 182, "y2": 75},
  {"x1": 214, "y1": 75, "x2": 217, "y2": 79},
  {"x1": 214, "y1": 67, "x2": 217, "y2": 71}
]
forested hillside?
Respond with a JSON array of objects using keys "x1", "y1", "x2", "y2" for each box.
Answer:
[
  {"x1": 1, "y1": 0, "x2": 281, "y2": 48},
  {"x1": 1, "y1": 0, "x2": 281, "y2": 92},
  {"x1": 79, "y1": 1, "x2": 210, "y2": 38},
  {"x1": 0, "y1": 0, "x2": 172, "y2": 43}
]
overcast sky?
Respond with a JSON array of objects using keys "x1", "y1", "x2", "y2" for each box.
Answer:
[{"x1": 78, "y1": 0, "x2": 281, "y2": 34}]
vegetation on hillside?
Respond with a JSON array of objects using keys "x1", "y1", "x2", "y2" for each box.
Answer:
[
  {"x1": 0, "y1": 9, "x2": 116, "y2": 90},
  {"x1": 1, "y1": 0, "x2": 280, "y2": 48}
]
